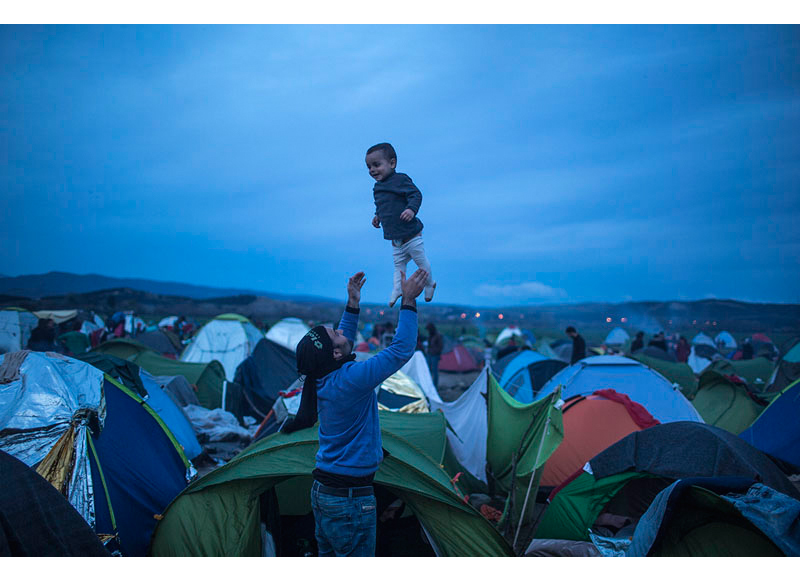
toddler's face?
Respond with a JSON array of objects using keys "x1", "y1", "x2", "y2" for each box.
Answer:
[{"x1": 365, "y1": 151, "x2": 396, "y2": 182}]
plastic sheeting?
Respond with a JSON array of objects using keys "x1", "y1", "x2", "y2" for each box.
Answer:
[
  {"x1": 400, "y1": 351, "x2": 440, "y2": 405},
  {"x1": 429, "y1": 367, "x2": 489, "y2": 483}
]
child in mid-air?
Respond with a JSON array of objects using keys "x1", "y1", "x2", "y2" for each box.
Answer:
[{"x1": 366, "y1": 142, "x2": 436, "y2": 307}]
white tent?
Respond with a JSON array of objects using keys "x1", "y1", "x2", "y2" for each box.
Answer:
[
  {"x1": 715, "y1": 331, "x2": 737, "y2": 349},
  {"x1": 604, "y1": 327, "x2": 631, "y2": 346},
  {"x1": 692, "y1": 332, "x2": 716, "y2": 347},
  {"x1": 0, "y1": 309, "x2": 39, "y2": 354},
  {"x1": 265, "y1": 317, "x2": 310, "y2": 352},
  {"x1": 688, "y1": 346, "x2": 713, "y2": 374},
  {"x1": 494, "y1": 326, "x2": 524, "y2": 346},
  {"x1": 181, "y1": 314, "x2": 264, "y2": 381}
]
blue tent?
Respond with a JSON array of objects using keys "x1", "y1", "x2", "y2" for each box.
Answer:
[
  {"x1": 89, "y1": 374, "x2": 192, "y2": 555},
  {"x1": 494, "y1": 350, "x2": 567, "y2": 403},
  {"x1": 740, "y1": 379, "x2": 800, "y2": 469},
  {"x1": 139, "y1": 369, "x2": 203, "y2": 460},
  {"x1": 538, "y1": 355, "x2": 703, "y2": 424}
]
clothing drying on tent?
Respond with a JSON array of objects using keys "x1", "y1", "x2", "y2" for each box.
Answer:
[
  {"x1": 439, "y1": 344, "x2": 480, "y2": 372},
  {"x1": 0, "y1": 308, "x2": 38, "y2": 354},
  {"x1": 150, "y1": 411, "x2": 514, "y2": 557},
  {"x1": 538, "y1": 355, "x2": 703, "y2": 424},
  {"x1": 740, "y1": 378, "x2": 800, "y2": 469},
  {"x1": 181, "y1": 313, "x2": 263, "y2": 381},
  {"x1": 0, "y1": 449, "x2": 110, "y2": 556},
  {"x1": 0, "y1": 351, "x2": 194, "y2": 556},
  {"x1": 535, "y1": 422, "x2": 800, "y2": 543},
  {"x1": 265, "y1": 317, "x2": 310, "y2": 352},
  {"x1": 493, "y1": 349, "x2": 567, "y2": 403}
]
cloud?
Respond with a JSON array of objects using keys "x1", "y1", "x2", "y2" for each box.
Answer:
[{"x1": 474, "y1": 281, "x2": 567, "y2": 300}]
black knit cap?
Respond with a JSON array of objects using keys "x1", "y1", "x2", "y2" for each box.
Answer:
[{"x1": 296, "y1": 326, "x2": 337, "y2": 378}]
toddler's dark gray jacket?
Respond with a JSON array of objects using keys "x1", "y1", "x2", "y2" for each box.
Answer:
[{"x1": 373, "y1": 171, "x2": 424, "y2": 241}]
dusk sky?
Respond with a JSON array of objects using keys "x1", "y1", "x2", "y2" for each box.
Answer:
[{"x1": 2, "y1": 23, "x2": 798, "y2": 307}]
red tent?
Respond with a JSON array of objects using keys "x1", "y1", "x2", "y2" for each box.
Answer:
[{"x1": 439, "y1": 344, "x2": 480, "y2": 372}]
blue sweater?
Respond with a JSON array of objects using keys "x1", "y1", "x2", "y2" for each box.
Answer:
[
  {"x1": 315, "y1": 307, "x2": 418, "y2": 477},
  {"x1": 373, "y1": 172, "x2": 424, "y2": 241}
]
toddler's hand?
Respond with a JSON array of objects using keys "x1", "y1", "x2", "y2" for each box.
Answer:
[
  {"x1": 372, "y1": 215, "x2": 380, "y2": 228},
  {"x1": 400, "y1": 209, "x2": 415, "y2": 222}
]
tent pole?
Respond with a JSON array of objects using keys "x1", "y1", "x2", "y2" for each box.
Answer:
[{"x1": 512, "y1": 414, "x2": 552, "y2": 552}]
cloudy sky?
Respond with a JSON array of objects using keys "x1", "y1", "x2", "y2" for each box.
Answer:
[{"x1": 2, "y1": 23, "x2": 798, "y2": 307}]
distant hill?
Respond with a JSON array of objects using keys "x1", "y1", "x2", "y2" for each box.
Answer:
[{"x1": 0, "y1": 271, "x2": 335, "y2": 303}]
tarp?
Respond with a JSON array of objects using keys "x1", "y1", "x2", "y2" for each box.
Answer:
[
  {"x1": 33, "y1": 309, "x2": 78, "y2": 324},
  {"x1": 181, "y1": 314, "x2": 264, "y2": 381},
  {"x1": 400, "y1": 351, "x2": 440, "y2": 405},
  {"x1": 0, "y1": 309, "x2": 38, "y2": 354},
  {"x1": 539, "y1": 355, "x2": 703, "y2": 424},
  {"x1": 150, "y1": 411, "x2": 515, "y2": 556}
]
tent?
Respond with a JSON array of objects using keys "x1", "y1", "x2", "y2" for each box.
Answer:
[
  {"x1": 133, "y1": 328, "x2": 183, "y2": 358},
  {"x1": 687, "y1": 344, "x2": 717, "y2": 374},
  {"x1": 690, "y1": 369, "x2": 766, "y2": 435},
  {"x1": 0, "y1": 351, "x2": 193, "y2": 556},
  {"x1": 265, "y1": 317, "x2": 310, "y2": 352},
  {"x1": 765, "y1": 339, "x2": 800, "y2": 395},
  {"x1": 91, "y1": 339, "x2": 230, "y2": 413},
  {"x1": 628, "y1": 351, "x2": 698, "y2": 398},
  {"x1": 692, "y1": 332, "x2": 716, "y2": 347},
  {"x1": 539, "y1": 390, "x2": 659, "y2": 488},
  {"x1": 149, "y1": 411, "x2": 514, "y2": 556},
  {"x1": 181, "y1": 313, "x2": 264, "y2": 381},
  {"x1": 494, "y1": 326, "x2": 524, "y2": 346},
  {"x1": 400, "y1": 351, "x2": 439, "y2": 406},
  {"x1": 77, "y1": 351, "x2": 203, "y2": 460},
  {"x1": 715, "y1": 331, "x2": 738, "y2": 350},
  {"x1": 493, "y1": 350, "x2": 567, "y2": 404},
  {"x1": 703, "y1": 357, "x2": 775, "y2": 389},
  {"x1": 535, "y1": 422, "x2": 800, "y2": 542},
  {"x1": 740, "y1": 378, "x2": 800, "y2": 469},
  {"x1": 233, "y1": 338, "x2": 299, "y2": 420},
  {"x1": 608, "y1": 479, "x2": 796, "y2": 556},
  {"x1": 538, "y1": 356, "x2": 703, "y2": 424},
  {"x1": 439, "y1": 344, "x2": 480, "y2": 373},
  {"x1": 0, "y1": 308, "x2": 39, "y2": 354},
  {"x1": 0, "y1": 450, "x2": 110, "y2": 556},
  {"x1": 604, "y1": 327, "x2": 630, "y2": 346}
]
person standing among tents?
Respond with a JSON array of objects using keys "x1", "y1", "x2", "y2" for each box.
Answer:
[
  {"x1": 648, "y1": 331, "x2": 668, "y2": 351},
  {"x1": 630, "y1": 331, "x2": 645, "y2": 353},
  {"x1": 676, "y1": 335, "x2": 690, "y2": 363},
  {"x1": 425, "y1": 322, "x2": 443, "y2": 388},
  {"x1": 565, "y1": 326, "x2": 586, "y2": 365},
  {"x1": 282, "y1": 268, "x2": 428, "y2": 557},
  {"x1": 27, "y1": 318, "x2": 59, "y2": 352}
]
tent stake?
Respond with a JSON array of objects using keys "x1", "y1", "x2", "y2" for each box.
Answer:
[{"x1": 513, "y1": 414, "x2": 552, "y2": 552}]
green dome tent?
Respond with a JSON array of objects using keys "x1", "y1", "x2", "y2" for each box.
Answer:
[
  {"x1": 691, "y1": 368, "x2": 767, "y2": 435},
  {"x1": 150, "y1": 411, "x2": 514, "y2": 557}
]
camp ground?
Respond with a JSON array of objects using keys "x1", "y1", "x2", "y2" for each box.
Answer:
[{"x1": 0, "y1": 351, "x2": 194, "y2": 556}]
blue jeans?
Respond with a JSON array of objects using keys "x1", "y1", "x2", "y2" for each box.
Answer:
[
  {"x1": 310, "y1": 480, "x2": 377, "y2": 557},
  {"x1": 427, "y1": 354, "x2": 440, "y2": 387}
]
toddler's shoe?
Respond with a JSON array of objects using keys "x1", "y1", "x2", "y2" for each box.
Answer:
[{"x1": 425, "y1": 282, "x2": 436, "y2": 302}]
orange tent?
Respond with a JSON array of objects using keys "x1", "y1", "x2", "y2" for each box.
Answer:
[{"x1": 541, "y1": 390, "x2": 659, "y2": 487}]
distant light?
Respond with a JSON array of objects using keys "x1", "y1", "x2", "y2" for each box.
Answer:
[
  {"x1": 460, "y1": 313, "x2": 467, "y2": 319},
  {"x1": 713, "y1": 321, "x2": 717, "y2": 326},
  {"x1": 498, "y1": 314, "x2": 504, "y2": 320},
  {"x1": 475, "y1": 312, "x2": 481, "y2": 318},
  {"x1": 606, "y1": 317, "x2": 612, "y2": 323},
  {"x1": 621, "y1": 317, "x2": 628, "y2": 323},
  {"x1": 692, "y1": 320, "x2": 697, "y2": 325},
  {"x1": 668, "y1": 320, "x2": 673, "y2": 325},
  {"x1": 379, "y1": 310, "x2": 385, "y2": 316}
]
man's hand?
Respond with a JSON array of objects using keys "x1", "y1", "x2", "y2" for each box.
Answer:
[
  {"x1": 371, "y1": 215, "x2": 380, "y2": 228},
  {"x1": 347, "y1": 271, "x2": 366, "y2": 308},
  {"x1": 399, "y1": 209, "x2": 415, "y2": 222},
  {"x1": 400, "y1": 269, "x2": 428, "y2": 307}
]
